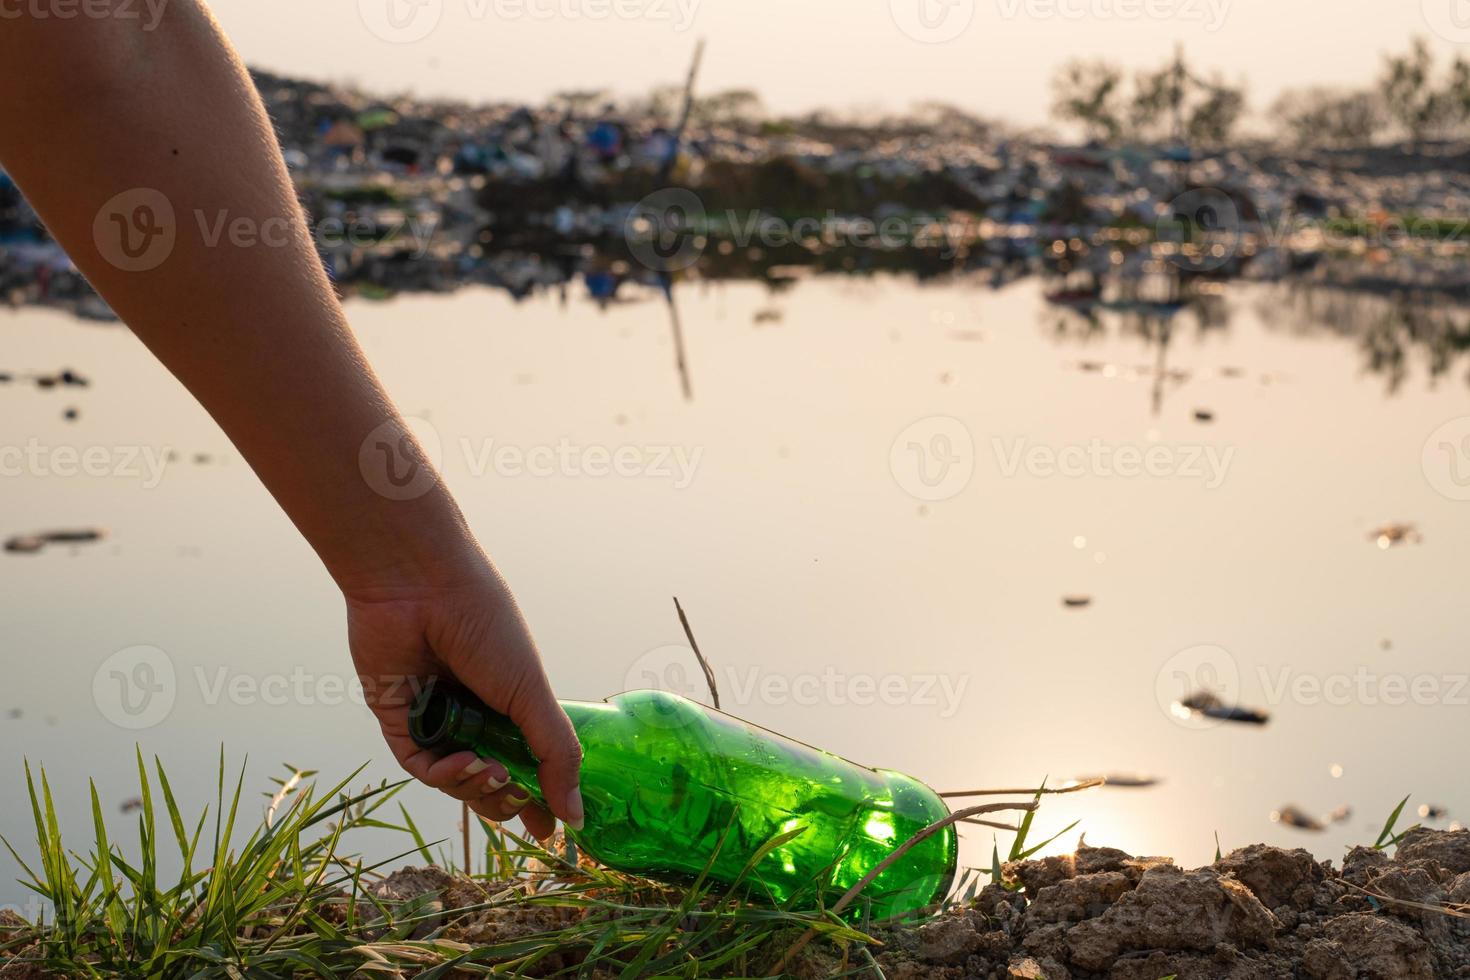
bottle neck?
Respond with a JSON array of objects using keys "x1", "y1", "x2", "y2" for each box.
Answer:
[{"x1": 409, "y1": 681, "x2": 543, "y2": 788}]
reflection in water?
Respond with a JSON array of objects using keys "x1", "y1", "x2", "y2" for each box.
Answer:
[{"x1": 1253, "y1": 282, "x2": 1470, "y2": 394}]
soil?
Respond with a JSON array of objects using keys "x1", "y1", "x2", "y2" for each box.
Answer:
[
  {"x1": 363, "y1": 829, "x2": 1470, "y2": 978},
  {"x1": 858, "y1": 829, "x2": 1470, "y2": 980},
  {"x1": 3, "y1": 830, "x2": 1467, "y2": 978}
]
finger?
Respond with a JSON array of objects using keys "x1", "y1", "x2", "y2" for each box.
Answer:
[
  {"x1": 518, "y1": 802, "x2": 555, "y2": 842},
  {"x1": 469, "y1": 784, "x2": 536, "y2": 826},
  {"x1": 511, "y1": 685, "x2": 584, "y2": 830},
  {"x1": 413, "y1": 751, "x2": 511, "y2": 801}
]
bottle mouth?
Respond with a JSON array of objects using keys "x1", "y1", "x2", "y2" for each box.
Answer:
[{"x1": 408, "y1": 682, "x2": 454, "y2": 751}]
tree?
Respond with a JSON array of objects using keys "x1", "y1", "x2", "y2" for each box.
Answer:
[
  {"x1": 693, "y1": 89, "x2": 765, "y2": 128},
  {"x1": 1185, "y1": 78, "x2": 1245, "y2": 146},
  {"x1": 1271, "y1": 88, "x2": 1387, "y2": 148},
  {"x1": 1051, "y1": 60, "x2": 1125, "y2": 143},
  {"x1": 1052, "y1": 50, "x2": 1244, "y2": 146},
  {"x1": 1379, "y1": 37, "x2": 1452, "y2": 144}
]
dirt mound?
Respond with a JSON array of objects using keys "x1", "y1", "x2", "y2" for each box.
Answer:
[{"x1": 875, "y1": 832, "x2": 1470, "y2": 979}]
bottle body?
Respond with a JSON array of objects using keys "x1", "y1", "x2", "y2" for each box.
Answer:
[{"x1": 411, "y1": 686, "x2": 956, "y2": 920}]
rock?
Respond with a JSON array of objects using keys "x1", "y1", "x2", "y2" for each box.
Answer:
[
  {"x1": 1342, "y1": 845, "x2": 1389, "y2": 885},
  {"x1": 1119, "y1": 854, "x2": 1175, "y2": 882},
  {"x1": 1066, "y1": 866, "x2": 1278, "y2": 971},
  {"x1": 974, "y1": 882, "x2": 1028, "y2": 918},
  {"x1": 1301, "y1": 913, "x2": 1436, "y2": 979},
  {"x1": 1005, "y1": 854, "x2": 1076, "y2": 893},
  {"x1": 1074, "y1": 844, "x2": 1133, "y2": 876},
  {"x1": 1025, "y1": 871, "x2": 1131, "y2": 925},
  {"x1": 1397, "y1": 828, "x2": 1470, "y2": 875},
  {"x1": 916, "y1": 911, "x2": 985, "y2": 965},
  {"x1": 1007, "y1": 955, "x2": 1067, "y2": 979},
  {"x1": 1020, "y1": 922, "x2": 1070, "y2": 961},
  {"x1": 1217, "y1": 844, "x2": 1325, "y2": 910},
  {"x1": 1364, "y1": 865, "x2": 1443, "y2": 920}
]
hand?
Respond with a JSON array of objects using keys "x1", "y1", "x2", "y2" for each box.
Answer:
[{"x1": 344, "y1": 554, "x2": 583, "y2": 840}]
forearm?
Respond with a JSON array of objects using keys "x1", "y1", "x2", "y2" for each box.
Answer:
[{"x1": 0, "y1": 1, "x2": 470, "y2": 591}]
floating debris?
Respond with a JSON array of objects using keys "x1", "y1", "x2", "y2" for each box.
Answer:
[
  {"x1": 1330, "y1": 763, "x2": 1344, "y2": 779},
  {"x1": 752, "y1": 308, "x2": 783, "y2": 324},
  {"x1": 1219, "y1": 366, "x2": 1246, "y2": 378},
  {"x1": 1327, "y1": 805, "x2": 1353, "y2": 824},
  {"x1": 1419, "y1": 804, "x2": 1449, "y2": 821},
  {"x1": 1062, "y1": 595, "x2": 1093, "y2": 608},
  {"x1": 1272, "y1": 805, "x2": 1327, "y2": 832},
  {"x1": 1174, "y1": 689, "x2": 1270, "y2": 726},
  {"x1": 1075, "y1": 773, "x2": 1162, "y2": 789},
  {"x1": 1370, "y1": 523, "x2": 1421, "y2": 549},
  {"x1": 119, "y1": 798, "x2": 143, "y2": 814},
  {"x1": 6, "y1": 708, "x2": 21, "y2": 720},
  {"x1": 1193, "y1": 409, "x2": 1215, "y2": 423},
  {"x1": 4, "y1": 528, "x2": 108, "y2": 554},
  {"x1": 62, "y1": 407, "x2": 79, "y2": 422}
]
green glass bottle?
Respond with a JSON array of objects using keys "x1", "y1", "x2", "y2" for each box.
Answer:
[{"x1": 409, "y1": 683, "x2": 956, "y2": 921}]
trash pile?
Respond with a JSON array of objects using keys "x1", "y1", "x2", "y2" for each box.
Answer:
[{"x1": 6, "y1": 69, "x2": 1470, "y2": 323}]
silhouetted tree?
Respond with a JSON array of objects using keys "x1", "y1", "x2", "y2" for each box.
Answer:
[{"x1": 1051, "y1": 60, "x2": 1125, "y2": 143}]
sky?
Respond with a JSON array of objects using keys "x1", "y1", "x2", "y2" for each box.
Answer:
[{"x1": 206, "y1": 0, "x2": 1470, "y2": 128}]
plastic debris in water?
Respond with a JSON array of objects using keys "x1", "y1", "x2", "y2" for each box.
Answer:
[
  {"x1": 1074, "y1": 773, "x2": 1162, "y2": 789},
  {"x1": 1272, "y1": 806, "x2": 1327, "y2": 832},
  {"x1": 1370, "y1": 523, "x2": 1421, "y2": 549},
  {"x1": 1418, "y1": 804, "x2": 1449, "y2": 821},
  {"x1": 1175, "y1": 689, "x2": 1270, "y2": 725},
  {"x1": 4, "y1": 529, "x2": 107, "y2": 554}
]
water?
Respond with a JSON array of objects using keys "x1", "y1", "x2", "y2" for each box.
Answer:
[{"x1": 2, "y1": 272, "x2": 1466, "y2": 907}]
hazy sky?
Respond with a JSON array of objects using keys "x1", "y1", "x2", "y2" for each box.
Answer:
[{"x1": 209, "y1": 0, "x2": 1468, "y2": 127}]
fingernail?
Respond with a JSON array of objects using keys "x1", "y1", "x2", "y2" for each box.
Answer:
[
  {"x1": 484, "y1": 773, "x2": 508, "y2": 792},
  {"x1": 565, "y1": 786, "x2": 585, "y2": 831},
  {"x1": 459, "y1": 758, "x2": 490, "y2": 778}
]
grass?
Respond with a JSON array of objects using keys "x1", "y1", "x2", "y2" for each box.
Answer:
[
  {"x1": 5, "y1": 757, "x2": 1457, "y2": 977},
  {"x1": 0, "y1": 754, "x2": 1065, "y2": 979}
]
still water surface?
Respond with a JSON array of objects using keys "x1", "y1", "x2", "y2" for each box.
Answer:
[{"x1": 2, "y1": 273, "x2": 1466, "y2": 905}]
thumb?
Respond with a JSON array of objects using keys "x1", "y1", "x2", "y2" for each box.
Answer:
[{"x1": 509, "y1": 682, "x2": 585, "y2": 831}]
